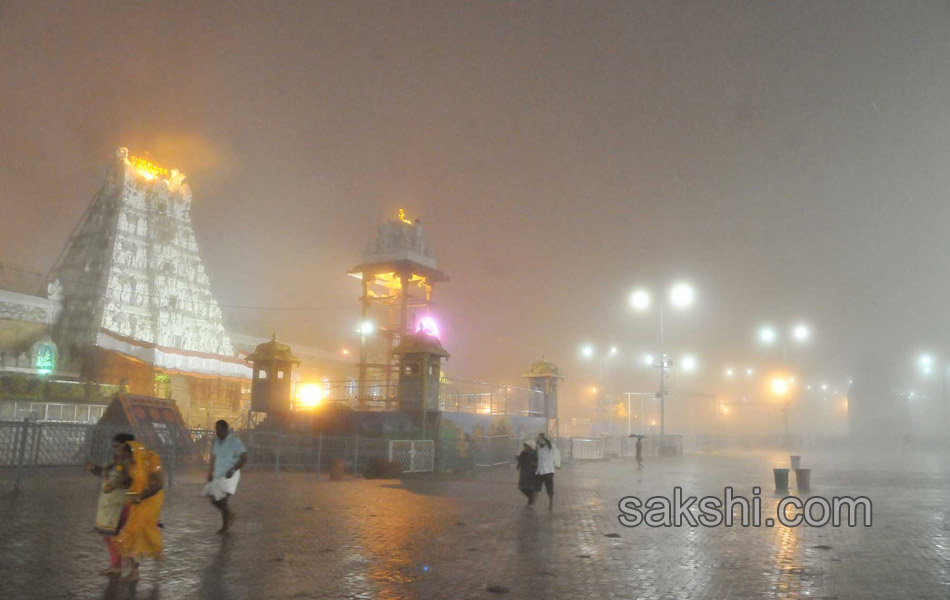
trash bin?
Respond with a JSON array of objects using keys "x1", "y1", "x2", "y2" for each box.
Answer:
[
  {"x1": 329, "y1": 458, "x2": 346, "y2": 481},
  {"x1": 790, "y1": 455, "x2": 801, "y2": 470},
  {"x1": 795, "y1": 468, "x2": 811, "y2": 493},
  {"x1": 773, "y1": 468, "x2": 790, "y2": 493}
]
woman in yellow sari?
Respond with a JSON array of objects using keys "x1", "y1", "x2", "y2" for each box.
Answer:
[{"x1": 113, "y1": 440, "x2": 164, "y2": 582}]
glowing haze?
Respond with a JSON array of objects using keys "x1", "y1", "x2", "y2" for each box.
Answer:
[{"x1": 2, "y1": 2, "x2": 950, "y2": 423}]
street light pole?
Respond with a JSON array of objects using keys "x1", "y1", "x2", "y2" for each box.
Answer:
[
  {"x1": 659, "y1": 303, "x2": 666, "y2": 440},
  {"x1": 760, "y1": 322, "x2": 810, "y2": 442},
  {"x1": 918, "y1": 354, "x2": 949, "y2": 442},
  {"x1": 942, "y1": 367, "x2": 948, "y2": 441},
  {"x1": 632, "y1": 282, "x2": 694, "y2": 447}
]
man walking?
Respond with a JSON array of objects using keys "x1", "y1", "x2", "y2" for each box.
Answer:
[
  {"x1": 632, "y1": 434, "x2": 644, "y2": 469},
  {"x1": 204, "y1": 420, "x2": 247, "y2": 534},
  {"x1": 535, "y1": 433, "x2": 560, "y2": 510}
]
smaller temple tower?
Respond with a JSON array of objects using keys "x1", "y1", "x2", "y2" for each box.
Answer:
[
  {"x1": 393, "y1": 319, "x2": 449, "y2": 436},
  {"x1": 349, "y1": 210, "x2": 448, "y2": 407},
  {"x1": 523, "y1": 358, "x2": 564, "y2": 436},
  {"x1": 246, "y1": 334, "x2": 300, "y2": 419}
]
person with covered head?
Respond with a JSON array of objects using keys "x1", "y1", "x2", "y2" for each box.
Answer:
[
  {"x1": 535, "y1": 433, "x2": 560, "y2": 510},
  {"x1": 203, "y1": 419, "x2": 247, "y2": 534},
  {"x1": 113, "y1": 440, "x2": 164, "y2": 582},
  {"x1": 85, "y1": 432, "x2": 135, "y2": 576},
  {"x1": 515, "y1": 440, "x2": 540, "y2": 506}
]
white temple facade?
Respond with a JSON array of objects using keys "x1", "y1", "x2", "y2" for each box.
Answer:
[{"x1": 53, "y1": 148, "x2": 244, "y2": 379}]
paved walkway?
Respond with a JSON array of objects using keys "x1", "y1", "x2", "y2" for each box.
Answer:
[{"x1": 2, "y1": 450, "x2": 950, "y2": 599}]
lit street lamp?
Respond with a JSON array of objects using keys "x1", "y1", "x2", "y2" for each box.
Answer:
[
  {"x1": 579, "y1": 344, "x2": 620, "y2": 395},
  {"x1": 770, "y1": 376, "x2": 793, "y2": 437},
  {"x1": 792, "y1": 325, "x2": 810, "y2": 342},
  {"x1": 628, "y1": 281, "x2": 696, "y2": 440},
  {"x1": 681, "y1": 355, "x2": 698, "y2": 373},
  {"x1": 756, "y1": 320, "x2": 810, "y2": 440},
  {"x1": 917, "y1": 353, "x2": 949, "y2": 436},
  {"x1": 770, "y1": 377, "x2": 790, "y2": 396},
  {"x1": 757, "y1": 322, "x2": 810, "y2": 363}
]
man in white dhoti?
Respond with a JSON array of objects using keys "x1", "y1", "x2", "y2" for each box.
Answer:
[{"x1": 203, "y1": 420, "x2": 247, "y2": 534}]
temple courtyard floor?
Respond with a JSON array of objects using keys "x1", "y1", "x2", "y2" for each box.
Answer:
[{"x1": 2, "y1": 449, "x2": 950, "y2": 599}]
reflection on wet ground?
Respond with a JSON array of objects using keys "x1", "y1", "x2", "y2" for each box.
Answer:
[{"x1": 3, "y1": 450, "x2": 950, "y2": 598}]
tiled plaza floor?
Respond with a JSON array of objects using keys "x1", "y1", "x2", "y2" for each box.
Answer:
[{"x1": 2, "y1": 450, "x2": 950, "y2": 599}]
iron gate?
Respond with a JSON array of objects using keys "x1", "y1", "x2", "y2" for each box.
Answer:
[{"x1": 388, "y1": 440, "x2": 435, "y2": 473}]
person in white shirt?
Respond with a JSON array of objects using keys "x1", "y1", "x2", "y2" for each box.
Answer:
[
  {"x1": 203, "y1": 420, "x2": 247, "y2": 534},
  {"x1": 535, "y1": 433, "x2": 559, "y2": 510}
]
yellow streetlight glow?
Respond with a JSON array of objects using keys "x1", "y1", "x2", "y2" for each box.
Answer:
[
  {"x1": 297, "y1": 383, "x2": 324, "y2": 409},
  {"x1": 770, "y1": 377, "x2": 790, "y2": 396}
]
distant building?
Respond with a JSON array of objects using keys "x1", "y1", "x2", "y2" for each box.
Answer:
[{"x1": 0, "y1": 283, "x2": 60, "y2": 373}]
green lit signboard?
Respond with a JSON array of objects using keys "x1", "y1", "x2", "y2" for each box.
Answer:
[{"x1": 32, "y1": 340, "x2": 57, "y2": 375}]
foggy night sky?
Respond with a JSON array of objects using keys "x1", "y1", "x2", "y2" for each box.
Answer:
[{"x1": 2, "y1": 1, "x2": 950, "y2": 417}]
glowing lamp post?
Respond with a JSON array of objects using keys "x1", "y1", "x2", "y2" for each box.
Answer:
[
  {"x1": 628, "y1": 281, "x2": 696, "y2": 441},
  {"x1": 757, "y1": 322, "x2": 810, "y2": 363},
  {"x1": 917, "y1": 353, "x2": 949, "y2": 436},
  {"x1": 770, "y1": 377, "x2": 790, "y2": 396},
  {"x1": 578, "y1": 343, "x2": 620, "y2": 397},
  {"x1": 680, "y1": 355, "x2": 698, "y2": 373},
  {"x1": 769, "y1": 376, "x2": 792, "y2": 437},
  {"x1": 757, "y1": 321, "x2": 810, "y2": 440}
]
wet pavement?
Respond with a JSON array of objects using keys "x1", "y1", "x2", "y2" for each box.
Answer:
[{"x1": 3, "y1": 450, "x2": 950, "y2": 599}]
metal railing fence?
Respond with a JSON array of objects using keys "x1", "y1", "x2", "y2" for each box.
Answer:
[
  {"x1": 439, "y1": 379, "x2": 545, "y2": 417},
  {"x1": 452, "y1": 434, "x2": 689, "y2": 467},
  {"x1": 296, "y1": 378, "x2": 546, "y2": 418},
  {"x1": 451, "y1": 435, "x2": 610, "y2": 468},
  {"x1": 2, "y1": 419, "x2": 724, "y2": 494},
  {"x1": 0, "y1": 419, "x2": 396, "y2": 492}
]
